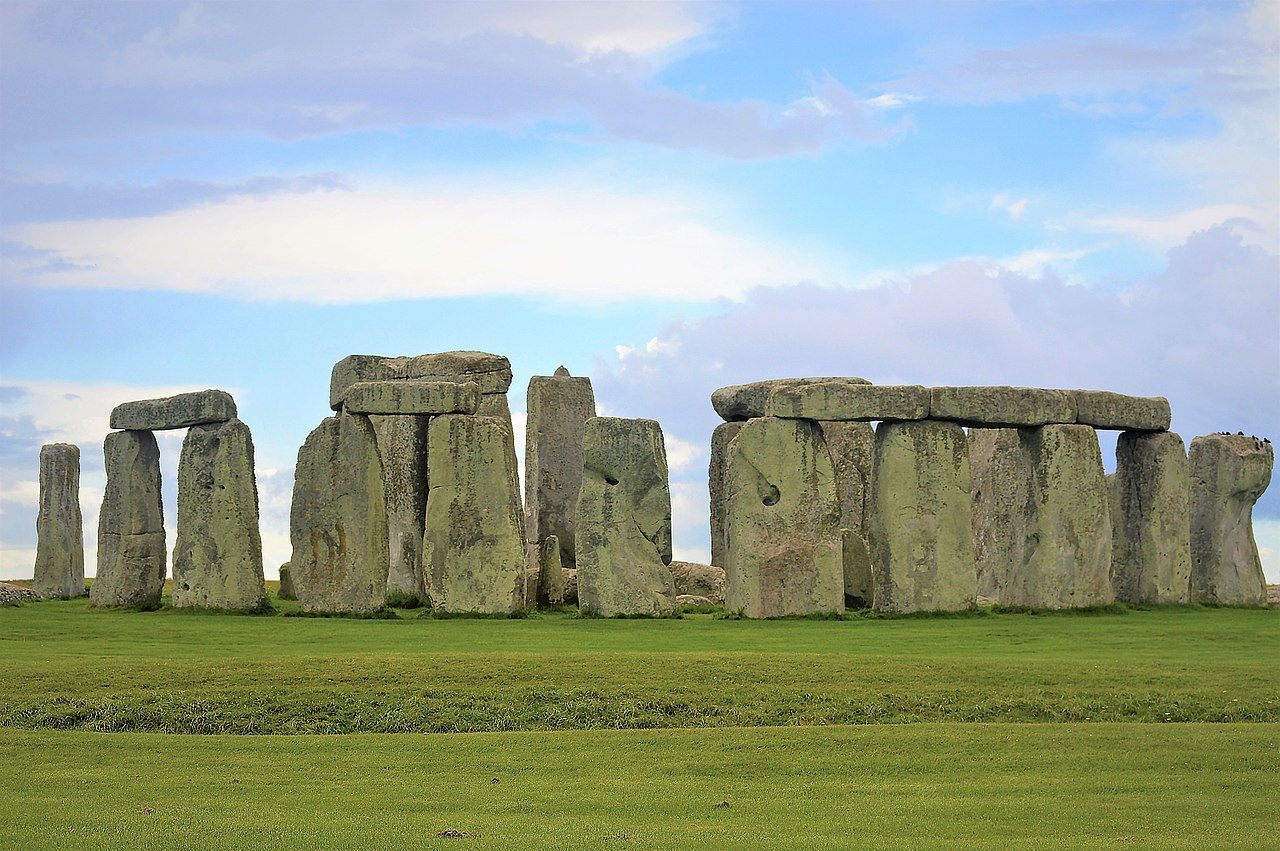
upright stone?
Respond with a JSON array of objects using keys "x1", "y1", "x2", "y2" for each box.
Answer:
[
  {"x1": 536, "y1": 535, "x2": 565, "y2": 607},
  {"x1": 277, "y1": 564, "x2": 297, "y2": 600},
  {"x1": 422, "y1": 414, "x2": 526, "y2": 613},
  {"x1": 1111, "y1": 431, "x2": 1191, "y2": 604},
  {"x1": 1189, "y1": 433, "x2": 1273, "y2": 606},
  {"x1": 708, "y1": 421, "x2": 744, "y2": 568},
  {"x1": 576, "y1": 417, "x2": 676, "y2": 616},
  {"x1": 370, "y1": 414, "x2": 429, "y2": 604},
  {"x1": 723, "y1": 417, "x2": 843, "y2": 617},
  {"x1": 92, "y1": 431, "x2": 166, "y2": 609},
  {"x1": 524, "y1": 367, "x2": 596, "y2": 570},
  {"x1": 820, "y1": 421, "x2": 874, "y2": 607},
  {"x1": 868, "y1": 420, "x2": 975, "y2": 613},
  {"x1": 289, "y1": 413, "x2": 389, "y2": 614},
  {"x1": 172, "y1": 419, "x2": 266, "y2": 610},
  {"x1": 969, "y1": 428, "x2": 1031, "y2": 601},
  {"x1": 34, "y1": 443, "x2": 85, "y2": 599}
]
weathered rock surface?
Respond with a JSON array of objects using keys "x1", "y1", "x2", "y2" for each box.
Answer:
[
  {"x1": 343, "y1": 381, "x2": 478, "y2": 415},
  {"x1": 535, "y1": 535, "x2": 565, "y2": 607},
  {"x1": 708, "y1": 421, "x2": 744, "y2": 568},
  {"x1": 868, "y1": 420, "x2": 975, "y2": 613},
  {"x1": 929, "y1": 386, "x2": 1076, "y2": 428},
  {"x1": 277, "y1": 564, "x2": 296, "y2": 600},
  {"x1": 712, "y1": 377, "x2": 870, "y2": 422},
  {"x1": 562, "y1": 567, "x2": 578, "y2": 606},
  {"x1": 766, "y1": 383, "x2": 929, "y2": 422},
  {"x1": 1189, "y1": 433, "x2": 1273, "y2": 606},
  {"x1": 110, "y1": 389, "x2": 236, "y2": 431},
  {"x1": 969, "y1": 428, "x2": 1031, "y2": 602},
  {"x1": 290, "y1": 413, "x2": 389, "y2": 614},
  {"x1": 369, "y1": 414, "x2": 429, "y2": 604},
  {"x1": 34, "y1": 443, "x2": 85, "y2": 599},
  {"x1": 1073, "y1": 390, "x2": 1171, "y2": 432},
  {"x1": 819, "y1": 421, "x2": 874, "y2": 605},
  {"x1": 1111, "y1": 431, "x2": 1191, "y2": 604},
  {"x1": 0, "y1": 581, "x2": 40, "y2": 605},
  {"x1": 841, "y1": 528, "x2": 874, "y2": 608},
  {"x1": 723, "y1": 417, "x2": 843, "y2": 617},
  {"x1": 422, "y1": 414, "x2": 526, "y2": 613},
  {"x1": 676, "y1": 594, "x2": 714, "y2": 608},
  {"x1": 576, "y1": 417, "x2": 676, "y2": 616},
  {"x1": 669, "y1": 561, "x2": 726, "y2": 604},
  {"x1": 92, "y1": 431, "x2": 166, "y2": 609},
  {"x1": 524, "y1": 368, "x2": 596, "y2": 570},
  {"x1": 330, "y1": 351, "x2": 512, "y2": 410}
]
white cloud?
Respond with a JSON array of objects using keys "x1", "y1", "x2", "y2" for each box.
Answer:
[
  {"x1": 663, "y1": 433, "x2": 703, "y2": 473},
  {"x1": 1252, "y1": 518, "x2": 1280, "y2": 585},
  {"x1": 0, "y1": 480, "x2": 39, "y2": 509},
  {"x1": 669, "y1": 480, "x2": 710, "y2": 564},
  {"x1": 1087, "y1": 205, "x2": 1269, "y2": 250},
  {"x1": 867, "y1": 92, "x2": 920, "y2": 109},
  {"x1": 989, "y1": 192, "x2": 1029, "y2": 220}
]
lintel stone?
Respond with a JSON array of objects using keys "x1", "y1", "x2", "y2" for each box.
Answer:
[
  {"x1": 1072, "y1": 390, "x2": 1170, "y2": 432},
  {"x1": 928, "y1": 386, "x2": 1076, "y2": 428},
  {"x1": 712, "y1": 377, "x2": 870, "y2": 422},
  {"x1": 330, "y1": 351, "x2": 512, "y2": 410},
  {"x1": 110, "y1": 389, "x2": 236, "y2": 431},
  {"x1": 764, "y1": 383, "x2": 929, "y2": 422},
  {"x1": 342, "y1": 380, "x2": 479, "y2": 415}
]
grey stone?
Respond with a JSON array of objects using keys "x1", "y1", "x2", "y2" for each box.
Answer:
[
  {"x1": 369, "y1": 414, "x2": 430, "y2": 604},
  {"x1": 0, "y1": 581, "x2": 40, "y2": 605},
  {"x1": 669, "y1": 561, "x2": 726, "y2": 604},
  {"x1": 536, "y1": 535, "x2": 565, "y2": 607},
  {"x1": 1189, "y1": 433, "x2": 1273, "y2": 606},
  {"x1": 1073, "y1": 390, "x2": 1171, "y2": 432},
  {"x1": 766, "y1": 383, "x2": 929, "y2": 422},
  {"x1": 676, "y1": 594, "x2": 715, "y2": 608},
  {"x1": 92, "y1": 431, "x2": 166, "y2": 609},
  {"x1": 819, "y1": 421, "x2": 874, "y2": 605},
  {"x1": 576, "y1": 417, "x2": 676, "y2": 616},
  {"x1": 712, "y1": 377, "x2": 870, "y2": 422},
  {"x1": 330, "y1": 351, "x2": 512, "y2": 411},
  {"x1": 1111, "y1": 431, "x2": 1191, "y2": 603},
  {"x1": 277, "y1": 564, "x2": 296, "y2": 600},
  {"x1": 723, "y1": 417, "x2": 843, "y2": 618},
  {"x1": 969, "y1": 428, "x2": 1031, "y2": 601},
  {"x1": 708, "y1": 421, "x2": 744, "y2": 568},
  {"x1": 110, "y1": 389, "x2": 236, "y2": 431},
  {"x1": 524, "y1": 368, "x2": 596, "y2": 570},
  {"x1": 289, "y1": 413, "x2": 389, "y2": 614},
  {"x1": 929, "y1": 386, "x2": 1076, "y2": 428},
  {"x1": 841, "y1": 528, "x2": 873, "y2": 608},
  {"x1": 34, "y1": 443, "x2": 85, "y2": 599},
  {"x1": 562, "y1": 567, "x2": 578, "y2": 606},
  {"x1": 342, "y1": 381, "x2": 479, "y2": 415},
  {"x1": 868, "y1": 420, "x2": 975, "y2": 613}
]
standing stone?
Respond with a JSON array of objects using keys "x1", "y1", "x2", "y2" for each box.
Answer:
[
  {"x1": 422, "y1": 414, "x2": 526, "y2": 613},
  {"x1": 536, "y1": 535, "x2": 565, "y2": 607},
  {"x1": 172, "y1": 418, "x2": 266, "y2": 610},
  {"x1": 1189, "y1": 433, "x2": 1273, "y2": 606},
  {"x1": 524, "y1": 367, "x2": 596, "y2": 570},
  {"x1": 34, "y1": 443, "x2": 85, "y2": 599},
  {"x1": 277, "y1": 564, "x2": 297, "y2": 600},
  {"x1": 969, "y1": 428, "x2": 1031, "y2": 602},
  {"x1": 1111, "y1": 431, "x2": 1191, "y2": 604},
  {"x1": 868, "y1": 420, "x2": 975, "y2": 613},
  {"x1": 370, "y1": 414, "x2": 429, "y2": 604},
  {"x1": 708, "y1": 421, "x2": 744, "y2": 568},
  {"x1": 576, "y1": 417, "x2": 676, "y2": 616},
  {"x1": 290, "y1": 413, "x2": 389, "y2": 614},
  {"x1": 723, "y1": 417, "x2": 843, "y2": 617},
  {"x1": 92, "y1": 431, "x2": 166, "y2": 609},
  {"x1": 820, "y1": 421, "x2": 874, "y2": 607}
]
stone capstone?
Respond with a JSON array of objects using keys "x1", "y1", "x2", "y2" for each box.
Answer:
[
  {"x1": 369, "y1": 414, "x2": 430, "y2": 604},
  {"x1": 765, "y1": 383, "x2": 930, "y2": 422},
  {"x1": 711, "y1": 377, "x2": 870, "y2": 422},
  {"x1": 110, "y1": 389, "x2": 236, "y2": 431},
  {"x1": 708, "y1": 421, "x2": 744, "y2": 568},
  {"x1": 1111, "y1": 431, "x2": 1191, "y2": 604},
  {"x1": 330, "y1": 351, "x2": 512, "y2": 411},
  {"x1": 669, "y1": 561, "x2": 726, "y2": 605},
  {"x1": 928, "y1": 386, "x2": 1076, "y2": 428},
  {"x1": 342, "y1": 381, "x2": 479, "y2": 415},
  {"x1": 524, "y1": 369, "x2": 596, "y2": 569},
  {"x1": 1073, "y1": 390, "x2": 1171, "y2": 432},
  {"x1": 92, "y1": 430, "x2": 166, "y2": 609},
  {"x1": 1189, "y1": 433, "x2": 1273, "y2": 606},
  {"x1": 34, "y1": 443, "x2": 85, "y2": 599},
  {"x1": 277, "y1": 564, "x2": 297, "y2": 600}
]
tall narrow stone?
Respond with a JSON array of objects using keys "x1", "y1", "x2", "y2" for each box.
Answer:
[
  {"x1": 277, "y1": 564, "x2": 297, "y2": 600},
  {"x1": 723, "y1": 417, "x2": 843, "y2": 618},
  {"x1": 370, "y1": 414, "x2": 429, "y2": 604},
  {"x1": 92, "y1": 430, "x2": 166, "y2": 609},
  {"x1": 708, "y1": 421, "x2": 744, "y2": 568},
  {"x1": 869, "y1": 420, "x2": 975, "y2": 613},
  {"x1": 1189, "y1": 433, "x2": 1273, "y2": 606},
  {"x1": 34, "y1": 443, "x2": 85, "y2": 599},
  {"x1": 1111, "y1": 431, "x2": 1191, "y2": 604},
  {"x1": 172, "y1": 418, "x2": 266, "y2": 610},
  {"x1": 820, "y1": 421, "x2": 874, "y2": 607},
  {"x1": 969, "y1": 428, "x2": 1031, "y2": 601},
  {"x1": 524, "y1": 367, "x2": 596, "y2": 570},
  {"x1": 290, "y1": 413, "x2": 389, "y2": 614},
  {"x1": 536, "y1": 535, "x2": 565, "y2": 607},
  {"x1": 576, "y1": 417, "x2": 676, "y2": 616},
  {"x1": 422, "y1": 414, "x2": 526, "y2": 613}
]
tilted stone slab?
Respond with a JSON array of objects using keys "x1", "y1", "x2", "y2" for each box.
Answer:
[
  {"x1": 34, "y1": 443, "x2": 85, "y2": 599},
  {"x1": 969, "y1": 428, "x2": 1031, "y2": 602},
  {"x1": 524, "y1": 367, "x2": 596, "y2": 570},
  {"x1": 172, "y1": 418, "x2": 266, "y2": 610},
  {"x1": 330, "y1": 351, "x2": 513, "y2": 411},
  {"x1": 712, "y1": 377, "x2": 871, "y2": 422},
  {"x1": 369, "y1": 414, "x2": 430, "y2": 604},
  {"x1": 92, "y1": 431, "x2": 166, "y2": 609},
  {"x1": 576, "y1": 417, "x2": 676, "y2": 616},
  {"x1": 708, "y1": 421, "x2": 744, "y2": 568},
  {"x1": 1073, "y1": 390, "x2": 1170, "y2": 432},
  {"x1": 342, "y1": 380, "x2": 479, "y2": 415},
  {"x1": 1189, "y1": 433, "x2": 1272, "y2": 606},
  {"x1": 1111, "y1": 431, "x2": 1191, "y2": 604},
  {"x1": 110, "y1": 389, "x2": 236, "y2": 431},
  {"x1": 766, "y1": 383, "x2": 929, "y2": 422},
  {"x1": 928, "y1": 386, "x2": 1076, "y2": 428}
]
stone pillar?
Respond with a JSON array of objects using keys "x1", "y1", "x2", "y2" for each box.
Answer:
[
  {"x1": 708, "y1": 421, "x2": 744, "y2": 569},
  {"x1": 34, "y1": 443, "x2": 85, "y2": 599},
  {"x1": 536, "y1": 534, "x2": 565, "y2": 607},
  {"x1": 869, "y1": 420, "x2": 975, "y2": 613},
  {"x1": 1111, "y1": 431, "x2": 1191, "y2": 604},
  {"x1": 1189, "y1": 433, "x2": 1272, "y2": 606},
  {"x1": 969, "y1": 428, "x2": 1030, "y2": 602},
  {"x1": 172, "y1": 418, "x2": 266, "y2": 610},
  {"x1": 576, "y1": 417, "x2": 676, "y2": 616},
  {"x1": 91, "y1": 430, "x2": 166, "y2": 609},
  {"x1": 369, "y1": 414, "x2": 429, "y2": 604},
  {"x1": 723, "y1": 417, "x2": 843, "y2": 618},
  {"x1": 820, "y1": 421, "x2": 874, "y2": 607},
  {"x1": 277, "y1": 563, "x2": 297, "y2": 600},
  {"x1": 525, "y1": 367, "x2": 596, "y2": 571}
]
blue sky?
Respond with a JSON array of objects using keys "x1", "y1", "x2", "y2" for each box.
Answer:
[{"x1": 1, "y1": 0, "x2": 1277, "y2": 579}]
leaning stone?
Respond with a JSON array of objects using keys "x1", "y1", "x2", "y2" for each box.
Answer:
[
  {"x1": 969, "y1": 428, "x2": 1032, "y2": 602},
  {"x1": 110, "y1": 389, "x2": 236, "y2": 431},
  {"x1": 1189, "y1": 433, "x2": 1273, "y2": 606},
  {"x1": 1073, "y1": 390, "x2": 1171, "y2": 432},
  {"x1": 277, "y1": 564, "x2": 297, "y2": 600},
  {"x1": 342, "y1": 380, "x2": 478, "y2": 415},
  {"x1": 868, "y1": 420, "x2": 975, "y2": 613},
  {"x1": 712, "y1": 377, "x2": 871, "y2": 422},
  {"x1": 34, "y1": 443, "x2": 85, "y2": 599},
  {"x1": 669, "y1": 561, "x2": 726, "y2": 604},
  {"x1": 1111, "y1": 431, "x2": 1191, "y2": 603},
  {"x1": 536, "y1": 535, "x2": 565, "y2": 607},
  {"x1": 92, "y1": 431, "x2": 166, "y2": 609},
  {"x1": 172, "y1": 419, "x2": 266, "y2": 610},
  {"x1": 524, "y1": 368, "x2": 596, "y2": 570},
  {"x1": 369, "y1": 414, "x2": 430, "y2": 604},
  {"x1": 708, "y1": 421, "x2": 744, "y2": 568},
  {"x1": 723, "y1": 417, "x2": 843, "y2": 617},
  {"x1": 289, "y1": 413, "x2": 389, "y2": 614},
  {"x1": 422, "y1": 414, "x2": 527, "y2": 613},
  {"x1": 928, "y1": 386, "x2": 1076, "y2": 428},
  {"x1": 330, "y1": 351, "x2": 513, "y2": 410},
  {"x1": 576, "y1": 417, "x2": 676, "y2": 616},
  {"x1": 766, "y1": 383, "x2": 929, "y2": 422}
]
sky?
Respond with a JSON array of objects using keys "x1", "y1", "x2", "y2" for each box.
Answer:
[{"x1": 1, "y1": 0, "x2": 1277, "y2": 581}]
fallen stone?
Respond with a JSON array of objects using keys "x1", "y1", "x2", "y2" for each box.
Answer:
[
  {"x1": 277, "y1": 564, "x2": 296, "y2": 600},
  {"x1": 34, "y1": 443, "x2": 85, "y2": 599},
  {"x1": 766, "y1": 383, "x2": 930, "y2": 422},
  {"x1": 708, "y1": 421, "x2": 745, "y2": 568},
  {"x1": 669, "y1": 561, "x2": 726, "y2": 604},
  {"x1": 171, "y1": 419, "x2": 266, "y2": 610},
  {"x1": 1073, "y1": 390, "x2": 1171, "y2": 432},
  {"x1": 536, "y1": 535, "x2": 566, "y2": 607},
  {"x1": 676, "y1": 594, "x2": 715, "y2": 608},
  {"x1": 110, "y1": 389, "x2": 236, "y2": 431},
  {"x1": 369, "y1": 414, "x2": 430, "y2": 604},
  {"x1": 969, "y1": 428, "x2": 1031, "y2": 602},
  {"x1": 92, "y1": 430, "x2": 166, "y2": 609},
  {"x1": 524, "y1": 368, "x2": 596, "y2": 570},
  {"x1": 0, "y1": 581, "x2": 40, "y2": 605},
  {"x1": 928, "y1": 386, "x2": 1076, "y2": 428},
  {"x1": 576, "y1": 417, "x2": 676, "y2": 616},
  {"x1": 1189, "y1": 433, "x2": 1273, "y2": 606},
  {"x1": 342, "y1": 380, "x2": 479, "y2": 415},
  {"x1": 330, "y1": 351, "x2": 512, "y2": 410},
  {"x1": 1111, "y1": 431, "x2": 1191, "y2": 603},
  {"x1": 711, "y1": 377, "x2": 871, "y2": 422}
]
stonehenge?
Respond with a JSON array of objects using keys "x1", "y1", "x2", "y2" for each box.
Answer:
[
  {"x1": 92, "y1": 429, "x2": 167, "y2": 609},
  {"x1": 34, "y1": 443, "x2": 85, "y2": 599},
  {"x1": 1111, "y1": 431, "x2": 1191, "y2": 604},
  {"x1": 525, "y1": 367, "x2": 596, "y2": 571},
  {"x1": 369, "y1": 413, "x2": 430, "y2": 604},
  {"x1": 1189, "y1": 434, "x2": 1273, "y2": 606}
]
